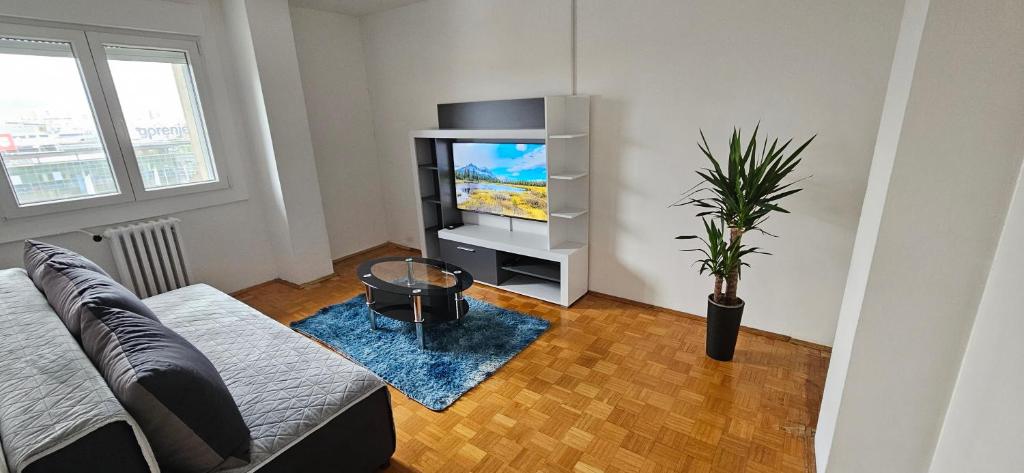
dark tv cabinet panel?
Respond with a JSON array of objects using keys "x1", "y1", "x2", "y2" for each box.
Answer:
[
  {"x1": 437, "y1": 98, "x2": 545, "y2": 129},
  {"x1": 439, "y1": 239, "x2": 500, "y2": 284},
  {"x1": 414, "y1": 137, "x2": 444, "y2": 258},
  {"x1": 434, "y1": 139, "x2": 463, "y2": 229}
]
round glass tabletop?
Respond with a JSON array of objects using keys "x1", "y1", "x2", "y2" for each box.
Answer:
[{"x1": 357, "y1": 256, "x2": 473, "y2": 296}]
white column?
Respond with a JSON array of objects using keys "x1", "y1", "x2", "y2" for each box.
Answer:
[
  {"x1": 221, "y1": 0, "x2": 334, "y2": 284},
  {"x1": 813, "y1": 0, "x2": 929, "y2": 468},
  {"x1": 816, "y1": 0, "x2": 1024, "y2": 471},
  {"x1": 929, "y1": 150, "x2": 1024, "y2": 473}
]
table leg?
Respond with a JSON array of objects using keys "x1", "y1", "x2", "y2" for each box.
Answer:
[
  {"x1": 454, "y1": 291, "x2": 465, "y2": 320},
  {"x1": 364, "y1": 284, "x2": 377, "y2": 330},
  {"x1": 412, "y1": 290, "x2": 425, "y2": 349}
]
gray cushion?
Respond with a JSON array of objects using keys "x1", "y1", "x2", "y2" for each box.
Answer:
[
  {"x1": 23, "y1": 239, "x2": 108, "y2": 279},
  {"x1": 28, "y1": 252, "x2": 158, "y2": 338},
  {"x1": 0, "y1": 268, "x2": 159, "y2": 473},
  {"x1": 30, "y1": 259, "x2": 251, "y2": 473},
  {"x1": 143, "y1": 284, "x2": 389, "y2": 472}
]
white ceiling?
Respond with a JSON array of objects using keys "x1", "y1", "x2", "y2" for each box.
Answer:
[{"x1": 289, "y1": 0, "x2": 424, "y2": 16}]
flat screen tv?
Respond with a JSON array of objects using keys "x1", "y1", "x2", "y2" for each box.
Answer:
[{"x1": 452, "y1": 142, "x2": 548, "y2": 222}]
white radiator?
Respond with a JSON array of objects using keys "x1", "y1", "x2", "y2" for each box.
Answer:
[{"x1": 104, "y1": 217, "x2": 192, "y2": 297}]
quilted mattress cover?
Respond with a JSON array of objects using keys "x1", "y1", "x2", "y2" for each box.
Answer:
[
  {"x1": 142, "y1": 284, "x2": 386, "y2": 472},
  {"x1": 0, "y1": 269, "x2": 159, "y2": 473}
]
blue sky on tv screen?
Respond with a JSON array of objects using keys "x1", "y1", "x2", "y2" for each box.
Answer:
[{"x1": 453, "y1": 143, "x2": 547, "y2": 182}]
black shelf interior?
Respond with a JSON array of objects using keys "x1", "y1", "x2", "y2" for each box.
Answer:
[
  {"x1": 421, "y1": 195, "x2": 441, "y2": 204},
  {"x1": 418, "y1": 164, "x2": 439, "y2": 170},
  {"x1": 500, "y1": 257, "x2": 560, "y2": 283}
]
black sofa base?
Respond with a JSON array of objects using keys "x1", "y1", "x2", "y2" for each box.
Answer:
[
  {"x1": 257, "y1": 386, "x2": 396, "y2": 473},
  {"x1": 24, "y1": 421, "x2": 150, "y2": 473}
]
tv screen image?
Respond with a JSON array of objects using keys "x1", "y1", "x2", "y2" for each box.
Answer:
[{"x1": 453, "y1": 142, "x2": 548, "y2": 222}]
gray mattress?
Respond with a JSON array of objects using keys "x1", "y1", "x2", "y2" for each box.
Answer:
[
  {"x1": 0, "y1": 269, "x2": 158, "y2": 473},
  {"x1": 142, "y1": 284, "x2": 386, "y2": 472}
]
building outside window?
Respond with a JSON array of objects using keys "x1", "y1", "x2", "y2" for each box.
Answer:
[{"x1": 0, "y1": 22, "x2": 226, "y2": 219}]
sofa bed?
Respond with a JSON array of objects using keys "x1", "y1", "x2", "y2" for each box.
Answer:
[{"x1": 0, "y1": 241, "x2": 395, "y2": 473}]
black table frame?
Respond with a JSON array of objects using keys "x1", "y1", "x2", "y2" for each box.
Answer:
[{"x1": 356, "y1": 256, "x2": 474, "y2": 349}]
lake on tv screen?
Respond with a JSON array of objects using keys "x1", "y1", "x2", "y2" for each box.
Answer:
[{"x1": 453, "y1": 143, "x2": 548, "y2": 221}]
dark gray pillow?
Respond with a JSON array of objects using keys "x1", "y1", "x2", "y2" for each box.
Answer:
[
  {"x1": 35, "y1": 260, "x2": 251, "y2": 473},
  {"x1": 29, "y1": 251, "x2": 158, "y2": 338},
  {"x1": 24, "y1": 239, "x2": 109, "y2": 279}
]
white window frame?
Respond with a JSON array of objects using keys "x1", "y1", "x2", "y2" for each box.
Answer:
[
  {"x1": 86, "y1": 32, "x2": 229, "y2": 201},
  {"x1": 0, "y1": 23, "x2": 135, "y2": 218},
  {"x1": 0, "y1": 20, "x2": 230, "y2": 219}
]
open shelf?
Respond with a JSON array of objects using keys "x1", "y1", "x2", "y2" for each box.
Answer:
[
  {"x1": 550, "y1": 208, "x2": 589, "y2": 219},
  {"x1": 501, "y1": 260, "x2": 560, "y2": 283},
  {"x1": 421, "y1": 195, "x2": 441, "y2": 204},
  {"x1": 550, "y1": 240, "x2": 587, "y2": 250},
  {"x1": 548, "y1": 133, "x2": 588, "y2": 139},
  {"x1": 418, "y1": 164, "x2": 439, "y2": 170},
  {"x1": 494, "y1": 274, "x2": 561, "y2": 303},
  {"x1": 549, "y1": 172, "x2": 589, "y2": 180}
]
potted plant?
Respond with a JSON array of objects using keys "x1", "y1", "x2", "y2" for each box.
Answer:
[{"x1": 675, "y1": 125, "x2": 814, "y2": 361}]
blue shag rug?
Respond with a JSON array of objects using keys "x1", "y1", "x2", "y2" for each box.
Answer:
[{"x1": 291, "y1": 294, "x2": 549, "y2": 411}]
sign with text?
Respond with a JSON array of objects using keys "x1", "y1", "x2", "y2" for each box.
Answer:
[{"x1": 0, "y1": 133, "x2": 15, "y2": 152}]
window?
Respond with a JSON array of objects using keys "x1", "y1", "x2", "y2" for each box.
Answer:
[
  {"x1": 104, "y1": 45, "x2": 217, "y2": 191},
  {"x1": 0, "y1": 22, "x2": 225, "y2": 218}
]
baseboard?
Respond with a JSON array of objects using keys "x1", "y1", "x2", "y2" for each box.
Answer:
[
  {"x1": 230, "y1": 279, "x2": 280, "y2": 296},
  {"x1": 233, "y1": 276, "x2": 328, "y2": 294},
  {"x1": 329, "y1": 241, "x2": 419, "y2": 265},
  {"x1": 331, "y1": 242, "x2": 391, "y2": 264},
  {"x1": 385, "y1": 241, "x2": 419, "y2": 253},
  {"x1": 587, "y1": 291, "x2": 831, "y2": 353},
  {"x1": 231, "y1": 249, "x2": 830, "y2": 353},
  {"x1": 233, "y1": 242, "x2": 418, "y2": 297}
]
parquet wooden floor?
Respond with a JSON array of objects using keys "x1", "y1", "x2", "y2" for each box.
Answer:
[{"x1": 233, "y1": 244, "x2": 830, "y2": 473}]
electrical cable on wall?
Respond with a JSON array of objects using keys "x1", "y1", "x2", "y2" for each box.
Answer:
[{"x1": 73, "y1": 230, "x2": 103, "y2": 241}]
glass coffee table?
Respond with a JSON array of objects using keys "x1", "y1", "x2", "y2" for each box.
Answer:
[{"x1": 356, "y1": 256, "x2": 474, "y2": 349}]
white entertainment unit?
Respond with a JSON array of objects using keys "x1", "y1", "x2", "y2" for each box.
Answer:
[{"x1": 409, "y1": 96, "x2": 590, "y2": 306}]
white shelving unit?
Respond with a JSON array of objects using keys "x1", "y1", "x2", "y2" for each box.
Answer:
[
  {"x1": 544, "y1": 96, "x2": 591, "y2": 252},
  {"x1": 409, "y1": 95, "x2": 590, "y2": 306},
  {"x1": 550, "y1": 172, "x2": 589, "y2": 180},
  {"x1": 550, "y1": 208, "x2": 589, "y2": 219}
]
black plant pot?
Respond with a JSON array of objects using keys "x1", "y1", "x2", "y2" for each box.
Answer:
[{"x1": 706, "y1": 294, "x2": 745, "y2": 361}]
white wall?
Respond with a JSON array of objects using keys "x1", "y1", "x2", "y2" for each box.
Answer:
[
  {"x1": 929, "y1": 149, "x2": 1024, "y2": 473},
  {"x1": 290, "y1": 6, "x2": 388, "y2": 259},
  {"x1": 0, "y1": 0, "x2": 278, "y2": 293},
  {"x1": 814, "y1": 0, "x2": 929, "y2": 465},
  {"x1": 225, "y1": 0, "x2": 334, "y2": 283},
  {"x1": 577, "y1": 0, "x2": 902, "y2": 345},
  {"x1": 360, "y1": 0, "x2": 903, "y2": 344},
  {"x1": 816, "y1": 0, "x2": 1024, "y2": 470},
  {"x1": 360, "y1": 0, "x2": 573, "y2": 247},
  {"x1": 0, "y1": 203, "x2": 278, "y2": 293}
]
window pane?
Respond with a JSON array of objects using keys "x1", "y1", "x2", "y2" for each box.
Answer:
[
  {"x1": 0, "y1": 37, "x2": 120, "y2": 206},
  {"x1": 105, "y1": 45, "x2": 217, "y2": 190}
]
